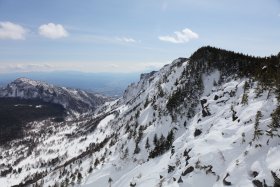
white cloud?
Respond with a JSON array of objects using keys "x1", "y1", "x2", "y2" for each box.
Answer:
[
  {"x1": 159, "y1": 28, "x2": 199, "y2": 43},
  {"x1": 0, "y1": 60, "x2": 168, "y2": 73},
  {"x1": 0, "y1": 22, "x2": 27, "y2": 40},
  {"x1": 38, "y1": 23, "x2": 68, "y2": 39},
  {"x1": 12, "y1": 64, "x2": 52, "y2": 72},
  {"x1": 116, "y1": 37, "x2": 137, "y2": 43},
  {"x1": 0, "y1": 63, "x2": 54, "y2": 73},
  {"x1": 144, "y1": 62, "x2": 168, "y2": 71}
]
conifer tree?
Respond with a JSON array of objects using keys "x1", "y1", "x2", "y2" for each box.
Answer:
[
  {"x1": 254, "y1": 82, "x2": 264, "y2": 98},
  {"x1": 123, "y1": 147, "x2": 129, "y2": 159},
  {"x1": 253, "y1": 111, "x2": 263, "y2": 141},
  {"x1": 153, "y1": 134, "x2": 158, "y2": 146},
  {"x1": 144, "y1": 98, "x2": 149, "y2": 108},
  {"x1": 244, "y1": 81, "x2": 250, "y2": 91},
  {"x1": 241, "y1": 93, "x2": 248, "y2": 105},
  {"x1": 267, "y1": 106, "x2": 280, "y2": 137},
  {"x1": 166, "y1": 130, "x2": 174, "y2": 149},
  {"x1": 108, "y1": 177, "x2": 113, "y2": 187},
  {"x1": 77, "y1": 172, "x2": 82, "y2": 184},
  {"x1": 145, "y1": 138, "x2": 150, "y2": 149},
  {"x1": 134, "y1": 143, "x2": 140, "y2": 154},
  {"x1": 159, "y1": 134, "x2": 166, "y2": 151},
  {"x1": 94, "y1": 158, "x2": 99, "y2": 167},
  {"x1": 241, "y1": 81, "x2": 250, "y2": 105}
]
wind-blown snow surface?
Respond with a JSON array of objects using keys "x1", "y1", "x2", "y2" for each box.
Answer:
[
  {"x1": 0, "y1": 58, "x2": 279, "y2": 187},
  {"x1": 82, "y1": 73, "x2": 279, "y2": 187}
]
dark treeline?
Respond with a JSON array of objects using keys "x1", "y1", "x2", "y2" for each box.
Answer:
[
  {"x1": 190, "y1": 46, "x2": 280, "y2": 88},
  {"x1": 191, "y1": 46, "x2": 280, "y2": 137},
  {"x1": 0, "y1": 98, "x2": 66, "y2": 144},
  {"x1": 167, "y1": 46, "x2": 280, "y2": 132}
]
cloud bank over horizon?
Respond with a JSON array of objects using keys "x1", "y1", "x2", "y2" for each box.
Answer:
[{"x1": 0, "y1": 60, "x2": 168, "y2": 74}]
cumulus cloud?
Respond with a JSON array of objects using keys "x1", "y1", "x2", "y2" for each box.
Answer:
[
  {"x1": 159, "y1": 28, "x2": 199, "y2": 43},
  {"x1": 0, "y1": 21, "x2": 27, "y2": 40},
  {"x1": 38, "y1": 23, "x2": 68, "y2": 39},
  {"x1": 116, "y1": 37, "x2": 137, "y2": 43}
]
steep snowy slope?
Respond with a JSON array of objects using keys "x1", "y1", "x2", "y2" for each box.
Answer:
[
  {"x1": 0, "y1": 78, "x2": 108, "y2": 113},
  {"x1": 1, "y1": 47, "x2": 280, "y2": 187},
  {"x1": 80, "y1": 48, "x2": 280, "y2": 187},
  {"x1": 85, "y1": 78, "x2": 278, "y2": 187},
  {"x1": 83, "y1": 68, "x2": 279, "y2": 187}
]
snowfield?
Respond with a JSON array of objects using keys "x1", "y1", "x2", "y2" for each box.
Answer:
[
  {"x1": 0, "y1": 49, "x2": 280, "y2": 187},
  {"x1": 81, "y1": 71, "x2": 279, "y2": 187}
]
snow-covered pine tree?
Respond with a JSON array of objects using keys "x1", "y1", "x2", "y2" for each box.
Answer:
[{"x1": 252, "y1": 111, "x2": 263, "y2": 141}]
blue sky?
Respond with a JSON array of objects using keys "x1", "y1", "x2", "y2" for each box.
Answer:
[{"x1": 0, "y1": 0, "x2": 279, "y2": 73}]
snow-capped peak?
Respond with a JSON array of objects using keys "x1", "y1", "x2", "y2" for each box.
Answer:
[{"x1": 0, "y1": 77, "x2": 109, "y2": 113}]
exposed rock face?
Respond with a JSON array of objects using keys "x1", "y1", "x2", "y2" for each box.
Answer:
[{"x1": 182, "y1": 166, "x2": 194, "y2": 176}]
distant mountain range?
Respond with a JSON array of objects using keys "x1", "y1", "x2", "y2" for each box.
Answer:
[
  {"x1": 0, "y1": 71, "x2": 140, "y2": 97},
  {"x1": 0, "y1": 77, "x2": 108, "y2": 113}
]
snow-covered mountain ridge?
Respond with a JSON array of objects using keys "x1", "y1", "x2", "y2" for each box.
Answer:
[
  {"x1": 0, "y1": 77, "x2": 108, "y2": 113},
  {"x1": 1, "y1": 46, "x2": 280, "y2": 187}
]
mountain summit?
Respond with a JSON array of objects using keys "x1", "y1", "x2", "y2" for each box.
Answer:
[
  {"x1": 1, "y1": 47, "x2": 280, "y2": 187},
  {"x1": 0, "y1": 77, "x2": 108, "y2": 113}
]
